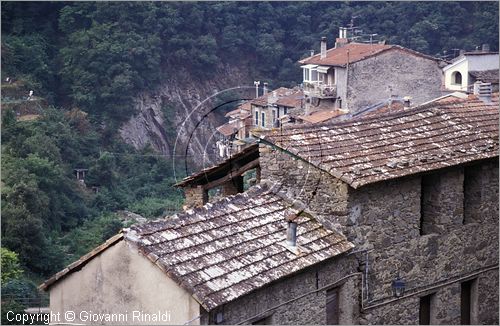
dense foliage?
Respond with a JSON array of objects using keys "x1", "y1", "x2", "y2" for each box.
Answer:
[
  {"x1": 2, "y1": 2, "x2": 498, "y2": 122},
  {"x1": 1, "y1": 108, "x2": 183, "y2": 275}
]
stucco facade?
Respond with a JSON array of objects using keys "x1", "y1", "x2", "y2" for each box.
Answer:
[
  {"x1": 443, "y1": 53, "x2": 499, "y2": 91},
  {"x1": 49, "y1": 241, "x2": 200, "y2": 325}
]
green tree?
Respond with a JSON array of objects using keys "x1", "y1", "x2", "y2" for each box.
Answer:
[{"x1": 0, "y1": 248, "x2": 23, "y2": 283}]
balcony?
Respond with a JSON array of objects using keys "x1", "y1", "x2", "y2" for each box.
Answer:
[{"x1": 303, "y1": 81, "x2": 337, "y2": 98}]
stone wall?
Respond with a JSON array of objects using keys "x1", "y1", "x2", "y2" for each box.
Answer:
[
  {"x1": 346, "y1": 48, "x2": 443, "y2": 113},
  {"x1": 259, "y1": 143, "x2": 350, "y2": 233},
  {"x1": 184, "y1": 186, "x2": 208, "y2": 209},
  {"x1": 201, "y1": 254, "x2": 360, "y2": 325},
  {"x1": 252, "y1": 143, "x2": 499, "y2": 324}
]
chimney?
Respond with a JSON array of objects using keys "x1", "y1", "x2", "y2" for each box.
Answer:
[
  {"x1": 473, "y1": 81, "x2": 492, "y2": 103},
  {"x1": 254, "y1": 81, "x2": 260, "y2": 98},
  {"x1": 459, "y1": 49, "x2": 466, "y2": 56},
  {"x1": 320, "y1": 37, "x2": 327, "y2": 59},
  {"x1": 482, "y1": 44, "x2": 490, "y2": 52},
  {"x1": 286, "y1": 220, "x2": 297, "y2": 247},
  {"x1": 335, "y1": 37, "x2": 348, "y2": 48},
  {"x1": 263, "y1": 82, "x2": 268, "y2": 95},
  {"x1": 403, "y1": 96, "x2": 412, "y2": 110},
  {"x1": 310, "y1": 49, "x2": 315, "y2": 57}
]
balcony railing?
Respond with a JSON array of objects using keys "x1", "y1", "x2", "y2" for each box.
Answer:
[{"x1": 303, "y1": 81, "x2": 337, "y2": 98}]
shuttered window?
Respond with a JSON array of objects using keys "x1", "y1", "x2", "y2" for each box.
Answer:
[{"x1": 326, "y1": 287, "x2": 340, "y2": 325}]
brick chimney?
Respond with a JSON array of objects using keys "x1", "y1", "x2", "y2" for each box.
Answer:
[{"x1": 320, "y1": 37, "x2": 327, "y2": 59}]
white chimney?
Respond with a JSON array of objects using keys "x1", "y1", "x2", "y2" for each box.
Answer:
[
  {"x1": 254, "y1": 81, "x2": 260, "y2": 98},
  {"x1": 263, "y1": 82, "x2": 268, "y2": 95},
  {"x1": 286, "y1": 221, "x2": 297, "y2": 247},
  {"x1": 482, "y1": 44, "x2": 490, "y2": 52},
  {"x1": 473, "y1": 81, "x2": 492, "y2": 103},
  {"x1": 321, "y1": 37, "x2": 327, "y2": 59},
  {"x1": 403, "y1": 96, "x2": 412, "y2": 110},
  {"x1": 310, "y1": 49, "x2": 315, "y2": 57}
]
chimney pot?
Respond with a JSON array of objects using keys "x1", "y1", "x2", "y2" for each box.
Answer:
[
  {"x1": 482, "y1": 44, "x2": 490, "y2": 52},
  {"x1": 310, "y1": 49, "x2": 315, "y2": 57},
  {"x1": 403, "y1": 96, "x2": 412, "y2": 109},
  {"x1": 263, "y1": 82, "x2": 268, "y2": 95},
  {"x1": 321, "y1": 37, "x2": 327, "y2": 59},
  {"x1": 287, "y1": 221, "x2": 297, "y2": 247}
]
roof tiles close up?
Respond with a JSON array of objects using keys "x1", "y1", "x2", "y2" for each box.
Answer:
[
  {"x1": 262, "y1": 96, "x2": 499, "y2": 188},
  {"x1": 299, "y1": 43, "x2": 438, "y2": 67},
  {"x1": 125, "y1": 185, "x2": 353, "y2": 310}
]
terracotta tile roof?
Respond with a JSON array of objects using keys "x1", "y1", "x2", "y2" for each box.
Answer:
[
  {"x1": 299, "y1": 43, "x2": 438, "y2": 67},
  {"x1": 297, "y1": 110, "x2": 346, "y2": 124},
  {"x1": 216, "y1": 121, "x2": 239, "y2": 137},
  {"x1": 469, "y1": 70, "x2": 499, "y2": 84},
  {"x1": 225, "y1": 102, "x2": 252, "y2": 118},
  {"x1": 261, "y1": 97, "x2": 499, "y2": 189},
  {"x1": 125, "y1": 185, "x2": 353, "y2": 310},
  {"x1": 251, "y1": 87, "x2": 303, "y2": 108}
]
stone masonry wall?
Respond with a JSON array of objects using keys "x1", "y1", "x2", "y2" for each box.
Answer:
[
  {"x1": 347, "y1": 48, "x2": 443, "y2": 113},
  {"x1": 347, "y1": 159, "x2": 499, "y2": 324},
  {"x1": 201, "y1": 254, "x2": 360, "y2": 325},
  {"x1": 258, "y1": 143, "x2": 350, "y2": 233},
  {"x1": 254, "y1": 143, "x2": 499, "y2": 324},
  {"x1": 184, "y1": 186, "x2": 208, "y2": 209}
]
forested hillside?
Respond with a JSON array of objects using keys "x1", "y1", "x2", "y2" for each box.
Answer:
[{"x1": 1, "y1": 1, "x2": 498, "y2": 318}]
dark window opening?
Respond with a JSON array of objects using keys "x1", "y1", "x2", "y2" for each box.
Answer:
[
  {"x1": 261, "y1": 112, "x2": 265, "y2": 127},
  {"x1": 326, "y1": 287, "x2": 340, "y2": 325},
  {"x1": 463, "y1": 165, "x2": 482, "y2": 224},
  {"x1": 251, "y1": 315, "x2": 273, "y2": 325},
  {"x1": 419, "y1": 293, "x2": 434, "y2": 325},
  {"x1": 255, "y1": 111, "x2": 259, "y2": 126},
  {"x1": 461, "y1": 279, "x2": 477, "y2": 325},
  {"x1": 453, "y1": 71, "x2": 462, "y2": 85},
  {"x1": 420, "y1": 173, "x2": 440, "y2": 235}
]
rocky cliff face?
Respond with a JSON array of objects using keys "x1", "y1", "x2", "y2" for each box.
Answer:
[{"x1": 119, "y1": 64, "x2": 253, "y2": 172}]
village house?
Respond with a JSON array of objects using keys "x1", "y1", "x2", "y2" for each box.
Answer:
[
  {"x1": 443, "y1": 45, "x2": 499, "y2": 92},
  {"x1": 40, "y1": 91, "x2": 498, "y2": 325},
  {"x1": 299, "y1": 31, "x2": 444, "y2": 114},
  {"x1": 215, "y1": 102, "x2": 253, "y2": 157}
]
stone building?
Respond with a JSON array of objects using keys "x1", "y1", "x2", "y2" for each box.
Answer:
[
  {"x1": 299, "y1": 35, "x2": 444, "y2": 114},
  {"x1": 40, "y1": 94, "x2": 498, "y2": 325}
]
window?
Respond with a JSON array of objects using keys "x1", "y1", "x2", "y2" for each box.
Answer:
[
  {"x1": 255, "y1": 111, "x2": 259, "y2": 126},
  {"x1": 303, "y1": 68, "x2": 309, "y2": 81},
  {"x1": 420, "y1": 173, "x2": 440, "y2": 235},
  {"x1": 463, "y1": 165, "x2": 482, "y2": 224},
  {"x1": 261, "y1": 112, "x2": 266, "y2": 127},
  {"x1": 251, "y1": 315, "x2": 273, "y2": 325},
  {"x1": 461, "y1": 279, "x2": 478, "y2": 325},
  {"x1": 419, "y1": 293, "x2": 435, "y2": 325},
  {"x1": 326, "y1": 287, "x2": 340, "y2": 325},
  {"x1": 311, "y1": 69, "x2": 318, "y2": 81},
  {"x1": 452, "y1": 71, "x2": 462, "y2": 85},
  {"x1": 283, "y1": 107, "x2": 288, "y2": 115},
  {"x1": 272, "y1": 110, "x2": 276, "y2": 123}
]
